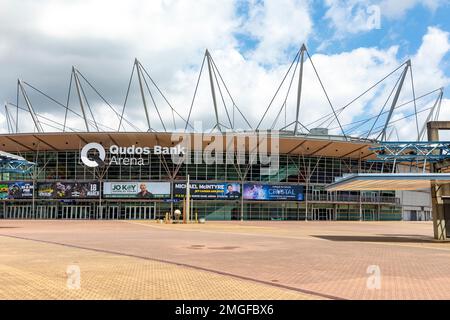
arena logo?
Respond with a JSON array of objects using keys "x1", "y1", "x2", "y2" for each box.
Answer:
[{"x1": 80, "y1": 143, "x2": 185, "y2": 167}]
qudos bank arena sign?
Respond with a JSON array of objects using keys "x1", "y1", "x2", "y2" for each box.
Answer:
[
  {"x1": 80, "y1": 131, "x2": 280, "y2": 174},
  {"x1": 80, "y1": 142, "x2": 185, "y2": 167}
]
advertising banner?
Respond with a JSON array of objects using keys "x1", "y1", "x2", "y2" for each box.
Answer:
[
  {"x1": 8, "y1": 182, "x2": 34, "y2": 199},
  {"x1": 103, "y1": 182, "x2": 170, "y2": 199},
  {"x1": 174, "y1": 182, "x2": 241, "y2": 200},
  {"x1": 37, "y1": 182, "x2": 100, "y2": 198},
  {"x1": 243, "y1": 184, "x2": 304, "y2": 201},
  {"x1": 0, "y1": 182, "x2": 34, "y2": 199},
  {"x1": 0, "y1": 183, "x2": 9, "y2": 199}
]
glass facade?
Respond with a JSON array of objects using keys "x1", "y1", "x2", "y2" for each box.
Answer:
[{"x1": 0, "y1": 149, "x2": 402, "y2": 221}]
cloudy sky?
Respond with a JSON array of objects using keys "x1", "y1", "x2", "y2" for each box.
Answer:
[{"x1": 1, "y1": 0, "x2": 450, "y2": 140}]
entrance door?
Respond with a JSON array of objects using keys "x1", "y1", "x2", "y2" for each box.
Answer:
[
  {"x1": 312, "y1": 208, "x2": 318, "y2": 220},
  {"x1": 124, "y1": 205, "x2": 153, "y2": 220},
  {"x1": 107, "y1": 206, "x2": 119, "y2": 219},
  {"x1": 47, "y1": 206, "x2": 56, "y2": 219},
  {"x1": 363, "y1": 209, "x2": 376, "y2": 221},
  {"x1": 326, "y1": 208, "x2": 335, "y2": 220}
]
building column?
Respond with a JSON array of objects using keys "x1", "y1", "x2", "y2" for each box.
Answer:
[
  {"x1": 431, "y1": 183, "x2": 448, "y2": 240},
  {"x1": 427, "y1": 122, "x2": 448, "y2": 240}
]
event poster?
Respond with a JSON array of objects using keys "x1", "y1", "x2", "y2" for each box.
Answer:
[
  {"x1": 103, "y1": 182, "x2": 170, "y2": 199},
  {"x1": 0, "y1": 182, "x2": 34, "y2": 199},
  {"x1": 174, "y1": 182, "x2": 241, "y2": 200},
  {"x1": 37, "y1": 182, "x2": 100, "y2": 198},
  {"x1": 243, "y1": 184, "x2": 304, "y2": 201}
]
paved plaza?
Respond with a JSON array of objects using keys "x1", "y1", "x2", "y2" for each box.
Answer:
[{"x1": 0, "y1": 220, "x2": 449, "y2": 300}]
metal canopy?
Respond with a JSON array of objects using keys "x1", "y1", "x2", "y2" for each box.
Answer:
[
  {"x1": 326, "y1": 173, "x2": 450, "y2": 191},
  {"x1": 0, "y1": 150, "x2": 35, "y2": 174},
  {"x1": 0, "y1": 132, "x2": 377, "y2": 160}
]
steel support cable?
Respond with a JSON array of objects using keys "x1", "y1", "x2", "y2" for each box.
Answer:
[
  {"x1": 334, "y1": 88, "x2": 442, "y2": 130},
  {"x1": 348, "y1": 79, "x2": 400, "y2": 137},
  {"x1": 75, "y1": 69, "x2": 141, "y2": 132},
  {"x1": 409, "y1": 65, "x2": 420, "y2": 141},
  {"x1": 4, "y1": 105, "x2": 12, "y2": 133},
  {"x1": 365, "y1": 70, "x2": 403, "y2": 139},
  {"x1": 63, "y1": 72, "x2": 73, "y2": 132},
  {"x1": 319, "y1": 63, "x2": 407, "y2": 129},
  {"x1": 5, "y1": 104, "x2": 17, "y2": 133},
  {"x1": 271, "y1": 51, "x2": 300, "y2": 130},
  {"x1": 138, "y1": 60, "x2": 185, "y2": 127},
  {"x1": 305, "y1": 49, "x2": 346, "y2": 138},
  {"x1": 15, "y1": 82, "x2": 19, "y2": 133},
  {"x1": 308, "y1": 62, "x2": 407, "y2": 129},
  {"x1": 209, "y1": 55, "x2": 253, "y2": 129},
  {"x1": 256, "y1": 49, "x2": 300, "y2": 129},
  {"x1": 211, "y1": 61, "x2": 233, "y2": 129},
  {"x1": 330, "y1": 88, "x2": 443, "y2": 134},
  {"x1": 8, "y1": 103, "x2": 80, "y2": 132},
  {"x1": 118, "y1": 62, "x2": 136, "y2": 131},
  {"x1": 185, "y1": 54, "x2": 207, "y2": 131},
  {"x1": 435, "y1": 90, "x2": 443, "y2": 121},
  {"x1": 136, "y1": 61, "x2": 192, "y2": 131},
  {"x1": 140, "y1": 67, "x2": 167, "y2": 132},
  {"x1": 78, "y1": 77, "x2": 99, "y2": 131},
  {"x1": 271, "y1": 52, "x2": 311, "y2": 134},
  {"x1": 17, "y1": 102, "x2": 116, "y2": 132},
  {"x1": 22, "y1": 81, "x2": 115, "y2": 132},
  {"x1": 361, "y1": 105, "x2": 433, "y2": 138}
]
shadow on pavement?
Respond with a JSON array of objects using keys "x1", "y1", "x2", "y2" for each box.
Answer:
[{"x1": 312, "y1": 235, "x2": 434, "y2": 243}]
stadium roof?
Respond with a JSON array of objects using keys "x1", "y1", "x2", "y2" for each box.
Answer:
[
  {"x1": 0, "y1": 132, "x2": 377, "y2": 159},
  {"x1": 326, "y1": 173, "x2": 450, "y2": 191}
]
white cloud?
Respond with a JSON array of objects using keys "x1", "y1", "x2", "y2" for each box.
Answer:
[
  {"x1": 324, "y1": 0, "x2": 448, "y2": 37},
  {"x1": 379, "y1": 0, "x2": 447, "y2": 19},
  {"x1": 241, "y1": 0, "x2": 312, "y2": 64}
]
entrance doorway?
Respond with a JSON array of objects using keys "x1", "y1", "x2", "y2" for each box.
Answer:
[
  {"x1": 312, "y1": 208, "x2": 335, "y2": 220},
  {"x1": 124, "y1": 205, "x2": 153, "y2": 220},
  {"x1": 6, "y1": 205, "x2": 32, "y2": 219},
  {"x1": 36, "y1": 205, "x2": 57, "y2": 219},
  {"x1": 96, "y1": 205, "x2": 120, "y2": 220},
  {"x1": 363, "y1": 209, "x2": 378, "y2": 221},
  {"x1": 61, "y1": 205, "x2": 91, "y2": 219}
]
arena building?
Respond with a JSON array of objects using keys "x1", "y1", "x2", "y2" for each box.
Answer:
[{"x1": 0, "y1": 46, "x2": 442, "y2": 221}]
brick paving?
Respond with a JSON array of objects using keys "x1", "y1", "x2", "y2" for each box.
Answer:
[{"x1": 0, "y1": 220, "x2": 449, "y2": 299}]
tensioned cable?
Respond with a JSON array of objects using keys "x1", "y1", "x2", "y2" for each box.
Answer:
[
  {"x1": 22, "y1": 81, "x2": 117, "y2": 132},
  {"x1": 78, "y1": 75, "x2": 99, "y2": 131},
  {"x1": 256, "y1": 49, "x2": 300, "y2": 129},
  {"x1": 118, "y1": 62, "x2": 136, "y2": 131},
  {"x1": 75, "y1": 69, "x2": 141, "y2": 132},
  {"x1": 409, "y1": 64, "x2": 420, "y2": 141},
  {"x1": 137, "y1": 61, "x2": 193, "y2": 131},
  {"x1": 211, "y1": 61, "x2": 233, "y2": 129},
  {"x1": 185, "y1": 54, "x2": 206, "y2": 131},
  {"x1": 8, "y1": 103, "x2": 80, "y2": 132},
  {"x1": 63, "y1": 72, "x2": 73, "y2": 132},
  {"x1": 15, "y1": 82, "x2": 19, "y2": 133},
  {"x1": 209, "y1": 54, "x2": 253, "y2": 130},
  {"x1": 305, "y1": 49, "x2": 346, "y2": 138},
  {"x1": 331, "y1": 87, "x2": 442, "y2": 132},
  {"x1": 271, "y1": 51, "x2": 300, "y2": 130},
  {"x1": 330, "y1": 88, "x2": 441, "y2": 134},
  {"x1": 307, "y1": 62, "x2": 407, "y2": 129},
  {"x1": 366, "y1": 69, "x2": 404, "y2": 139},
  {"x1": 140, "y1": 65, "x2": 167, "y2": 132},
  {"x1": 361, "y1": 105, "x2": 433, "y2": 139}
]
